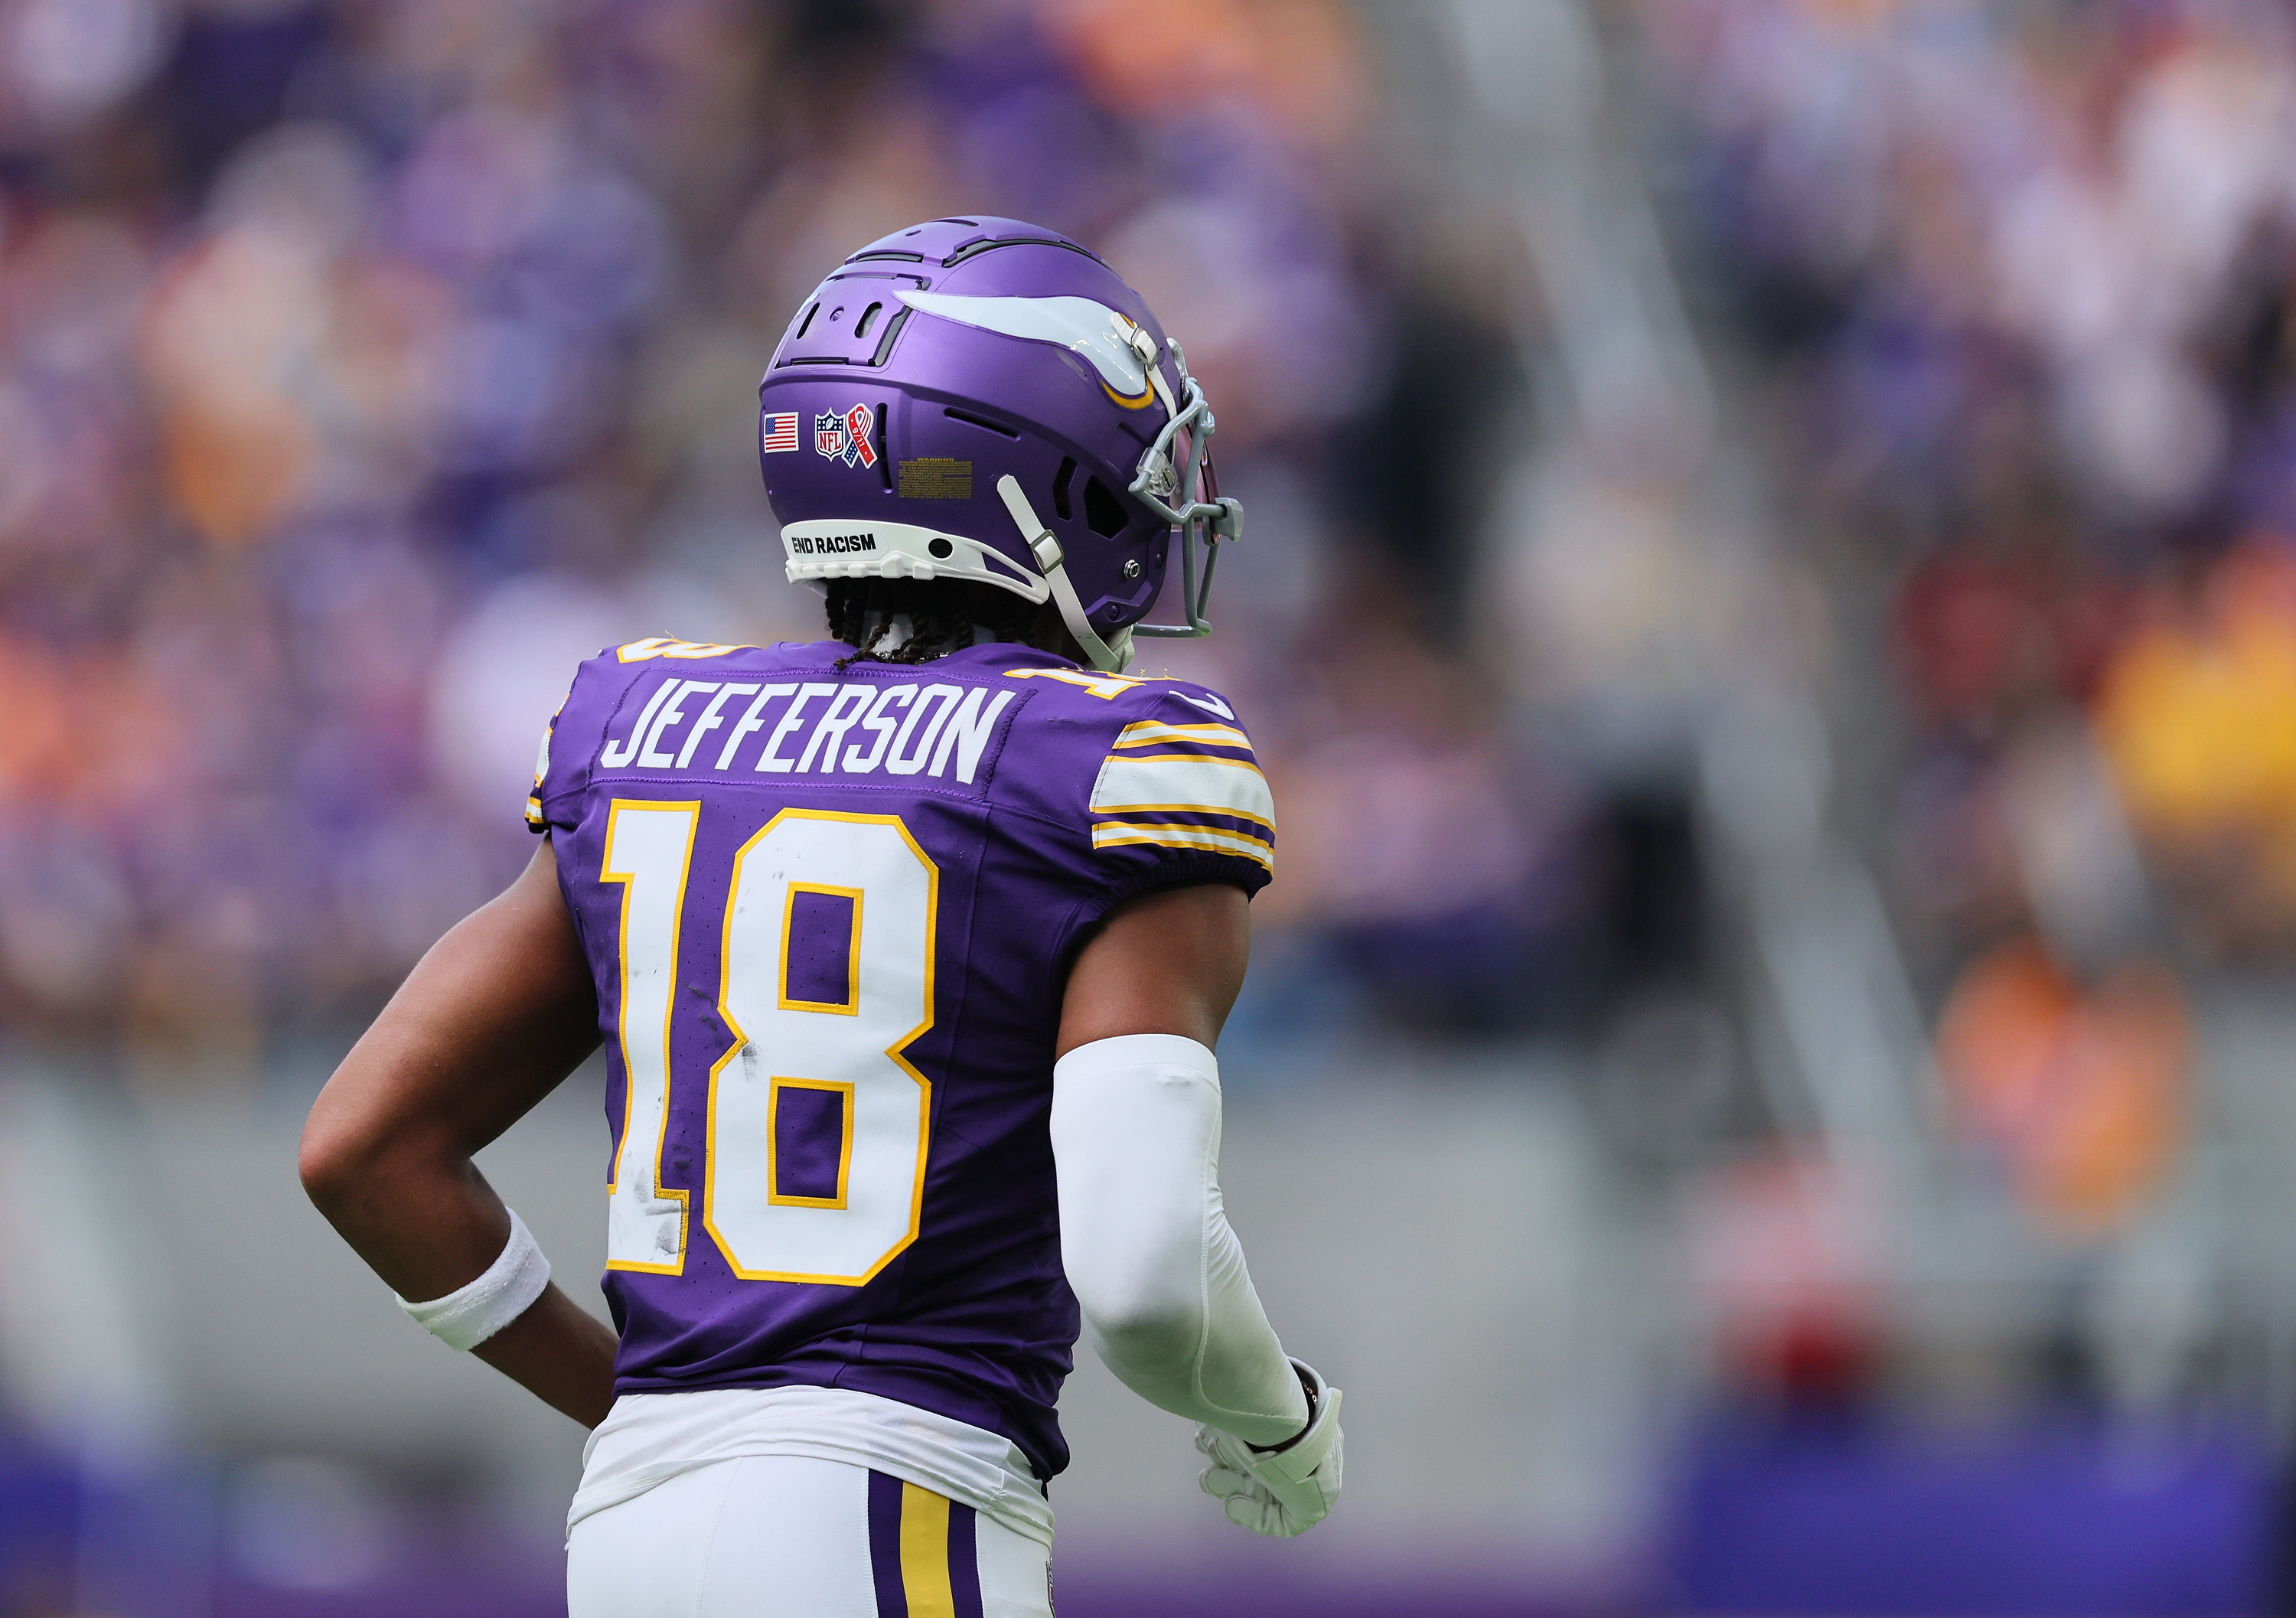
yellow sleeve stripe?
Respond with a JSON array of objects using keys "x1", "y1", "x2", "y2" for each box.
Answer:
[
  {"x1": 1088, "y1": 799, "x2": 1274, "y2": 832},
  {"x1": 1113, "y1": 720, "x2": 1254, "y2": 752},
  {"x1": 1095, "y1": 814, "x2": 1273, "y2": 847},
  {"x1": 524, "y1": 797, "x2": 545, "y2": 825},
  {"x1": 1091, "y1": 824, "x2": 1274, "y2": 870}
]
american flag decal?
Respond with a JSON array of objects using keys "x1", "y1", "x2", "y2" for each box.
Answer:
[{"x1": 761, "y1": 412, "x2": 800, "y2": 454}]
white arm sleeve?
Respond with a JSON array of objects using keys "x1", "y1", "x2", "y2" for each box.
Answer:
[{"x1": 1051, "y1": 1034, "x2": 1309, "y2": 1447}]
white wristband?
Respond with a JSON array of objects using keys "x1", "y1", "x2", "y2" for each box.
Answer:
[{"x1": 395, "y1": 1209, "x2": 551, "y2": 1351}]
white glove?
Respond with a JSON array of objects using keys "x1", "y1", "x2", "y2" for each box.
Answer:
[{"x1": 1196, "y1": 1359, "x2": 1343, "y2": 1537}]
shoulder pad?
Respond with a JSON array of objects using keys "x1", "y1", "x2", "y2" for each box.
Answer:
[{"x1": 998, "y1": 666, "x2": 1241, "y2": 719}]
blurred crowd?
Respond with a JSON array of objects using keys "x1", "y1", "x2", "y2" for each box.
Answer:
[
  {"x1": 0, "y1": 0, "x2": 1626, "y2": 1075},
  {"x1": 8, "y1": 2, "x2": 2293, "y2": 1604},
  {"x1": 21, "y1": 0, "x2": 2286, "y2": 1213},
  {"x1": 1647, "y1": 0, "x2": 2296, "y2": 1235}
]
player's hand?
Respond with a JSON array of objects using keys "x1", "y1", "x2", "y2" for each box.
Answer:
[{"x1": 1195, "y1": 1359, "x2": 1342, "y2": 1537}]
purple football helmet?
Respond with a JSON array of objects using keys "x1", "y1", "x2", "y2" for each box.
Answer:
[{"x1": 756, "y1": 217, "x2": 1242, "y2": 672}]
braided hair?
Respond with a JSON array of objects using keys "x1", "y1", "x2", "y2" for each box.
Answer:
[{"x1": 826, "y1": 576, "x2": 1047, "y2": 670}]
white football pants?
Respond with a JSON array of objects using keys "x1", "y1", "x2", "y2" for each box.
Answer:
[{"x1": 566, "y1": 1454, "x2": 1053, "y2": 1618}]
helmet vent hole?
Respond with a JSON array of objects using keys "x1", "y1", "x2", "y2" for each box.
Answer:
[
  {"x1": 869, "y1": 305, "x2": 910, "y2": 365},
  {"x1": 855, "y1": 302, "x2": 882, "y2": 340},
  {"x1": 1052, "y1": 456, "x2": 1077, "y2": 521},
  {"x1": 1084, "y1": 476, "x2": 1127, "y2": 539},
  {"x1": 794, "y1": 302, "x2": 818, "y2": 340},
  {"x1": 943, "y1": 407, "x2": 1019, "y2": 440}
]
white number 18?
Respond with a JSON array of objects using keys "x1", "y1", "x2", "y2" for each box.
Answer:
[{"x1": 598, "y1": 803, "x2": 938, "y2": 1287}]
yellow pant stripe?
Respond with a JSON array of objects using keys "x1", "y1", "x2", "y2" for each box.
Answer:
[{"x1": 899, "y1": 1481, "x2": 957, "y2": 1618}]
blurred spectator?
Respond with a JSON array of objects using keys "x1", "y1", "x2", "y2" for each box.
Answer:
[
  {"x1": 1691, "y1": 1151, "x2": 1884, "y2": 1408},
  {"x1": 1936, "y1": 935, "x2": 2187, "y2": 1236},
  {"x1": 1255, "y1": 563, "x2": 1599, "y2": 1032},
  {"x1": 2095, "y1": 540, "x2": 2296, "y2": 946}
]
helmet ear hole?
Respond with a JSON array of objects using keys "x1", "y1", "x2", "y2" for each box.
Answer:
[
  {"x1": 1083, "y1": 475, "x2": 1127, "y2": 539},
  {"x1": 1052, "y1": 456, "x2": 1077, "y2": 521}
]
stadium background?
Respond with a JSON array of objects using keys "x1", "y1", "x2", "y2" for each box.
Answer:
[{"x1": 1, "y1": 0, "x2": 2292, "y2": 1612}]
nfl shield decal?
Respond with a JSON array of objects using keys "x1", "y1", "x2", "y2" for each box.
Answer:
[{"x1": 814, "y1": 403, "x2": 879, "y2": 470}]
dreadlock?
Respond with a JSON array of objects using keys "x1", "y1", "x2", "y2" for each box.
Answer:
[{"x1": 826, "y1": 576, "x2": 1046, "y2": 671}]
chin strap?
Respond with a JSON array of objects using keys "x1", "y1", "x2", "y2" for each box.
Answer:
[{"x1": 996, "y1": 475, "x2": 1134, "y2": 674}]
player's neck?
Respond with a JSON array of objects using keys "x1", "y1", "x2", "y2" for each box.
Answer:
[
  {"x1": 1019, "y1": 599, "x2": 1089, "y2": 667},
  {"x1": 842, "y1": 611, "x2": 1087, "y2": 670}
]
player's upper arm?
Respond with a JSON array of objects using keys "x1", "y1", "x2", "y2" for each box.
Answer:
[{"x1": 1058, "y1": 882, "x2": 1248, "y2": 1057}]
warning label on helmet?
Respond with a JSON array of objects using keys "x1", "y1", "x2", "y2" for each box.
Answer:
[{"x1": 898, "y1": 458, "x2": 973, "y2": 500}]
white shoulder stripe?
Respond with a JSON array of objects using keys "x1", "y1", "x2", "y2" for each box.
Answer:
[{"x1": 1091, "y1": 755, "x2": 1274, "y2": 829}]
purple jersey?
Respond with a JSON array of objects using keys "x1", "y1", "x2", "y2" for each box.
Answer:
[{"x1": 527, "y1": 636, "x2": 1274, "y2": 1479}]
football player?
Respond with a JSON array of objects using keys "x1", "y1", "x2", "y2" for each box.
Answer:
[{"x1": 301, "y1": 217, "x2": 1342, "y2": 1617}]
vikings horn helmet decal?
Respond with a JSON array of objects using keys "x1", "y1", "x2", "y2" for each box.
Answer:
[{"x1": 755, "y1": 217, "x2": 1242, "y2": 674}]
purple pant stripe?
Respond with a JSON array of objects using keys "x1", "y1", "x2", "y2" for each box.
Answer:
[
  {"x1": 866, "y1": 1470, "x2": 908, "y2": 1618},
  {"x1": 947, "y1": 1501, "x2": 983, "y2": 1618}
]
